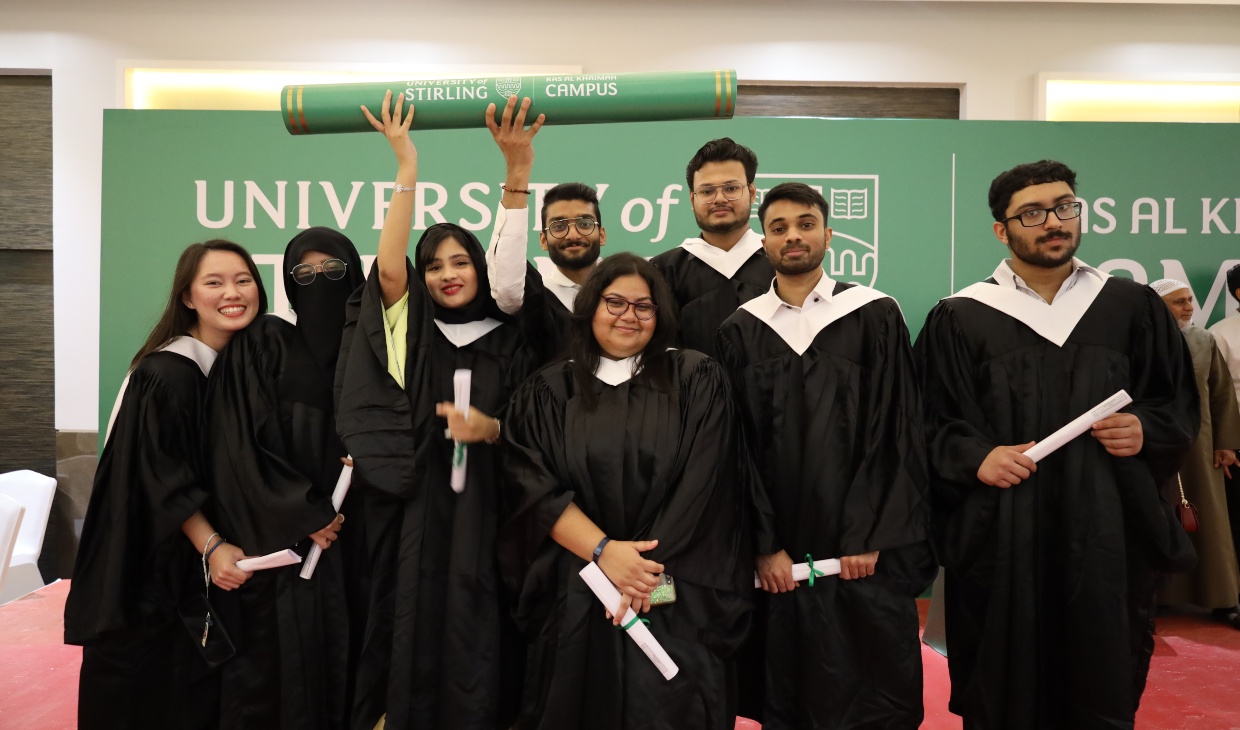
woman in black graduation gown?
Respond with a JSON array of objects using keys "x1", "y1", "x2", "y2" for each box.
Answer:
[
  {"x1": 201, "y1": 227, "x2": 365, "y2": 728},
  {"x1": 499, "y1": 252, "x2": 753, "y2": 730},
  {"x1": 66, "y1": 240, "x2": 267, "y2": 729},
  {"x1": 334, "y1": 92, "x2": 536, "y2": 729}
]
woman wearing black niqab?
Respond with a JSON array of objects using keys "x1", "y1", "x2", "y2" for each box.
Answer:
[{"x1": 202, "y1": 225, "x2": 365, "y2": 728}]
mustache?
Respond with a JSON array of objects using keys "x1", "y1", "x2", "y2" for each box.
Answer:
[
  {"x1": 1037, "y1": 231, "x2": 1073, "y2": 244},
  {"x1": 781, "y1": 244, "x2": 810, "y2": 255}
]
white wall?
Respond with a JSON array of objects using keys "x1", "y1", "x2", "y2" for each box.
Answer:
[{"x1": 3, "y1": 0, "x2": 1240, "y2": 430}]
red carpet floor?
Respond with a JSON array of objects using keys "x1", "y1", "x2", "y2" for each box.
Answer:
[{"x1": 2, "y1": 584, "x2": 1237, "y2": 729}]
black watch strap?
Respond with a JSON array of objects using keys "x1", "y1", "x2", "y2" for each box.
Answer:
[{"x1": 592, "y1": 536, "x2": 611, "y2": 564}]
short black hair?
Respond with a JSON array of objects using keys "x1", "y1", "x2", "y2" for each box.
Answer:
[
  {"x1": 988, "y1": 160, "x2": 1078, "y2": 222},
  {"x1": 758, "y1": 182, "x2": 830, "y2": 232},
  {"x1": 685, "y1": 137, "x2": 758, "y2": 189},
  {"x1": 542, "y1": 182, "x2": 602, "y2": 227},
  {"x1": 1228, "y1": 263, "x2": 1240, "y2": 303}
]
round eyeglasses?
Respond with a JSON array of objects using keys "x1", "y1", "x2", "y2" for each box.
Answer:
[
  {"x1": 1004, "y1": 202, "x2": 1083, "y2": 228},
  {"x1": 691, "y1": 183, "x2": 747, "y2": 201},
  {"x1": 602, "y1": 295, "x2": 658, "y2": 321},
  {"x1": 290, "y1": 258, "x2": 348, "y2": 285},
  {"x1": 545, "y1": 217, "x2": 599, "y2": 238}
]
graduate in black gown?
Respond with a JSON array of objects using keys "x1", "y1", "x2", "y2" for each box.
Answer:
[
  {"x1": 651, "y1": 138, "x2": 772, "y2": 358},
  {"x1": 914, "y1": 160, "x2": 1199, "y2": 730},
  {"x1": 202, "y1": 226, "x2": 364, "y2": 728},
  {"x1": 500, "y1": 252, "x2": 753, "y2": 730},
  {"x1": 334, "y1": 91, "x2": 536, "y2": 730},
  {"x1": 66, "y1": 240, "x2": 267, "y2": 729},
  {"x1": 716, "y1": 183, "x2": 936, "y2": 729}
]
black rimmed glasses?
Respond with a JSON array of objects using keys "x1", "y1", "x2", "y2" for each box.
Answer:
[
  {"x1": 692, "y1": 182, "x2": 747, "y2": 201},
  {"x1": 1004, "y1": 201, "x2": 1083, "y2": 228},
  {"x1": 602, "y1": 295, "x2": 658, "y2": 321},
  {"x1": 545, "y1": 217, "x2": 599, "y2": 238},
  {"x1": 290, "y1": 258, "x2": 348, "y2": 285}
]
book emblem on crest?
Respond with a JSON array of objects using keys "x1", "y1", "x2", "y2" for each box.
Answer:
[{"x1": 495, "y1": 78, "x2": 523, "y2": 97}]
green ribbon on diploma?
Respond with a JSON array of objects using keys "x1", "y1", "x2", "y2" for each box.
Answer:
[
  {"x1": 806, "y1": 554, "x2": 825, "y2": 587},
  {"x1": 619, "y1": 616, "x2": 651, "y2": 631},
  {"x1": 281, "y1": 70, "x2": 737, "y2": 135}
]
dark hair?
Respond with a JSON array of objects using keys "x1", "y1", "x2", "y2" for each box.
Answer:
[
  {"x1": 758, "y1": 182, "x2": 830, "y2": 231},
  {"x1": 1228, "y1": 263, "x2": 1240, "y2": 303},
  {"x1": 567, "y1": 253, "x2": 679, "y2": 409},
  {"x1": 131, "y1": 239, "x2": 269, "y2": 368},
  {"x1": 541, "y1": 182, "x2": 602, "y2": 227},
  {"x1": 685, "y1": 137, "x2": 758, "y2": 189},
  {"x1": 988, "y1": 160, "x2": 1078, "y2": 222}
]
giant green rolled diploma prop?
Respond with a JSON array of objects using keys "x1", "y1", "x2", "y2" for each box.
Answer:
[{"x1": 282, "y1": 70, "x2": 736, "y2": 134}]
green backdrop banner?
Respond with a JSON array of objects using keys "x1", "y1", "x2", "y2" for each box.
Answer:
[
  {"x1": 101, "y1": 110, "x2": 1240, "y2": 433},
  {"x1": 282, "y1": 70, "x2": 737, "y2": 134}
]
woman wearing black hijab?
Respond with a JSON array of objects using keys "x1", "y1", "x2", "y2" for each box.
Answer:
[
  {"x1": 202, "y1": 226, "x2": 366, "y2": 728},
  {"x1": 334, "y1": 92, "x2": 537, "y2": 729}
]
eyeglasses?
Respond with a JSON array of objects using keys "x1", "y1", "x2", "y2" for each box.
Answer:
[
  {"x1": 545, "y1": 217, "x2": 599, "y2": 238},
  {"x1": 1004, "y1": 201, "x2": 1083, "y2": 228},
  {"x1": 692, "y1": 183, "x2": 747, "y2": 201},
  {"x1": 601, "y1": 295, "x2": 658, "y2": 321},
  {"x1": 290, "y1": 258, "x2": 348, "y2": 285}
]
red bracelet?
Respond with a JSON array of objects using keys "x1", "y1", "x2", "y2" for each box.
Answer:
[{"x1": 502, "y1": 184, "x2": 531, "y2": 195}]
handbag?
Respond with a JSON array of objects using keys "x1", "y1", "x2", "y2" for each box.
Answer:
[
  {"x1": 177, "y1": 535, "x2": 236, "y2": 668},
  {"x1": 1175, "y1": 473, "x2": 1199, "y2": 533}
]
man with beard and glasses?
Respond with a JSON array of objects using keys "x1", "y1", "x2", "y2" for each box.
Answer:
[
  {"x1": 652, "y1": 137, "x2": 773, "y2": 358},
  {"x1": 914, "y1": 160, "x2": 1199, "y2": 730},
  {"x1": 716, "y1": 183, "x2": 936, "y2": 728},
  {"x1": 484, "y1": 97, "x2": 604, "y2": 364}
]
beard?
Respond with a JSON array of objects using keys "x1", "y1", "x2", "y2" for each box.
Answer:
[
  {"x1": 1008, "y1": 228, "x2": 1080, "y2": 269},
  {"x1": 771, "y1": 244, "x2": 826, "y2": 276},
  {"x1": 694, "y1": 204, "x2": 751, "y2": 236},
  {"x1": 547, "y1": 239, "x2": 602, "y2": 271}
]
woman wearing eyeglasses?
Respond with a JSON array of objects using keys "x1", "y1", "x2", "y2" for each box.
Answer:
[
  {"x1": 333, "y1": 92, "x2": 538, "y2": 730},
  {"x1": 200, "y1": 226, "x2": 365, "y2": 727},
  {"x1": 499, "y1": 252, "x2": 753, "y2": 730}
]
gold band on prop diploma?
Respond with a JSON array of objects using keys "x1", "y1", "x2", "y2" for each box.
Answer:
[{"x1": 280, "y1": 70, "x2": 738, "y2": 135}]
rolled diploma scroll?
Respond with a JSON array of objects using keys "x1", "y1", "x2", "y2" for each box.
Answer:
[
  {"x1": 1023, "y1": 390, "x2": 1133, "y2": 464},
  {"x1": 237, "y1": 549, "x2": 302, "y2": 572},
  {"x1": 753, "y1": 557, "x2": 841, "y2": 589},
  {"x1": 578, "y1": 562, "x2": 679, "y2": 681},
  {"x1": 450, "y1": 370, "x2": 471, "y2": 494},
  {"x1": 299, "y1": 463, "x2": 353, "y2": 579},
  {"x1": 281, "y1": 70, "x2": 737, "y2": 135}
]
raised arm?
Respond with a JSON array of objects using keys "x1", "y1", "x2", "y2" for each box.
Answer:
[
  {"x1": 361, "y1": 90, "x2": 417, "y2": 308},
  {"x1": 484, "y1": 95, "x2": 544, "y2": 314}
]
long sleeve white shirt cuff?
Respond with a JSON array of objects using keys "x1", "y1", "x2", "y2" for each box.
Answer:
[{"x1": 485, "y1": 204, "x2": 529, "y2": 315}]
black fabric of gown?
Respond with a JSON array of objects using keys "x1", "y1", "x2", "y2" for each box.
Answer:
[
  {"x1": 914, "y1": 276, "x2": 1199, "y2": 730},
  {"x1": 205, "y1": 314, "x2": 349, "y2": 729},
  {"x1": 716, "y1": 288, "x2": 937, "y2": 730},
  {"x1": 335, "y1": 260, "x2": 537, "y2": 730},
  {"x1": 65, "y1": 348, "x2": 217, "y2": 730},
  {"x1": 518, "y1": 261, "x2": 575, "y2": 365},
  {"x1": 650, "y1": 245, "x2": 773, "y2": 358},
  {"x1": 499, "y1": 350, "x2": 753, "y2": 730}
]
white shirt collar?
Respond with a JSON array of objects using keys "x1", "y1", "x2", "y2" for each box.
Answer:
[
  {"x1": 678, "y1": 228, "x2": 764, "y2": 279},
  {"x1": 743, "y1": 272, "x2": 838, "y2": 322},
  {"x1": 534, "y1": 256, "x2": 599, "y2": 311},
  {"x1": 739, "y1": 274, "x2": 891, "y2": 356},
  {"x1": 992, "y1": 257, "x2": 1103, "y2": 304},
  {"x1": 434, "y1": 318, "x2": 504, "y2": 348},
  {"x1": 594, "y1": 355, "x2": 640, "y2": 386}
]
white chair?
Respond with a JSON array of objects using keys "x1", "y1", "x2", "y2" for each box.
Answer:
[
  {"x1": 0, "y1": 470, "x2": 57, "y2": 603},
  {"x1": 0, "y1": 494, "x2": 25, "y2": 605}
]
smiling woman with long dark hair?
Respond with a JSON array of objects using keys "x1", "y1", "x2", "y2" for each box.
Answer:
[{"x1": 498, "y1": 252, "x2": 754, "y2": 730}]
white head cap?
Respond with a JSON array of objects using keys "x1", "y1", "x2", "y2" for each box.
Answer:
[{"x1": 1150, "y1": 278, "x2": 1190, "y2": 297}]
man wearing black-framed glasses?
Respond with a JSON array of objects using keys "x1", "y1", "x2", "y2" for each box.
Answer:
[
  {"x1": 650, "y1": 137, "x2": 773, "y2": 358},
  {"x1": 915, "y1": 159, "x2": 1199, "y2": 729}
]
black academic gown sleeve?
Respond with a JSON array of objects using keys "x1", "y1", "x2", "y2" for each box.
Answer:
[
  {"x1": 651, "y1": 247, "x2": 773, "y2": 357},
  {"x1": 499, "y1": 352, "x2": 752, "y2": 730},
  {"x1": 66, "y1": 352, "x2": 208, "y2": 644},
  {"x1": 517, "y1": 262, "x2": 574, "y2": 366}
]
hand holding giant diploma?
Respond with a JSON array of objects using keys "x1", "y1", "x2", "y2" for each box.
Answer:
[
  {"x1": 579, "y1": 562, "x2": 679, "y2": 680},
  {"x1": 753, "y1": 557, "x2": 842, "y2": 589},
  {"x1": 299, "y1": 463, "x2": 352, "y2": 580}
]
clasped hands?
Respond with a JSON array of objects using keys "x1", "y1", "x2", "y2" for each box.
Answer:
[{"x1": 755, "y1": 549, "x2": 879, "y2": 593}]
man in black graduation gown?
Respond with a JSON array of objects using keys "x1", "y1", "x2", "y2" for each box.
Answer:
[
  {"x1": 914, "y1": 160, "x2": 1199, "y2": 730},
  {"x1": 652, "y1": 137, "x2": 773, "y2": 357},
  {"x1": 485, "y1": 99, "x2": 603, "y2": 364},
  {"x1": 717, "y1": 183, "x2": 936, "y2": 729}
]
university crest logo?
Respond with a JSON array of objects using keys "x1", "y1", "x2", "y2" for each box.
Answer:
[
  {"x1": 494, "y1": 78, "x2": 523, "y2": 98},
  {"x1": 753, "y1": 173, "x2": 880, "y2": 287}
]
